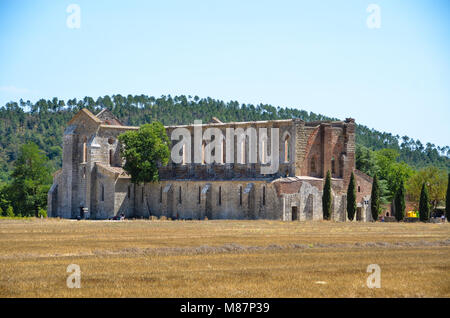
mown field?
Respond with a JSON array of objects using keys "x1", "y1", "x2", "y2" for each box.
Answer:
[{"x1": 0, "y1": 219, "x2": 449, "y2": 298}]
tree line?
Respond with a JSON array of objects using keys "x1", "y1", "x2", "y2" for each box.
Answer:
[
  {"x1": 0, "y1": 94, "x2": 449, "y2": 217},
  {"x1": 0, "y1": 94, "x2": 448, "y2": 185},
  {"x1": 322, "y1": 169, "x2": 450, "y2": 222}
]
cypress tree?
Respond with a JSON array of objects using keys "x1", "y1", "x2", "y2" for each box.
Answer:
[
  {"x1": 347, "y1": 172, "x2": 357, "y2": 221},
  {"x1": 394, "y1": 180, "x2": 406, "y2": 221},
  {"x1": 322, "y1": 170, "x2": 332, "y2": 220},
  {"x1": 419, "y1": 182, "x2": 430, "y2": 222},
  {"x1": 370, "y1": 174, "x2": 380, "y2": 221},
  {"x1": 446, "y1": 173, "x2": 450, "y2": 222}
]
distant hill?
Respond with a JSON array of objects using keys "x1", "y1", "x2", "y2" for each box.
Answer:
[{"x1": 0, "y1": 94, "x2": 448, "y2": 183}]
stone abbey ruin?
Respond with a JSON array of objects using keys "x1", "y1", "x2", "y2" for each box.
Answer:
[{"x1": 48, "y1": 108, "x2": 373, "y2": 221}]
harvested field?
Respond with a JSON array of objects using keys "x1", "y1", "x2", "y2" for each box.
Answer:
[{"x1": 0, "y1": 219, "x2": 449, "y2": 297}]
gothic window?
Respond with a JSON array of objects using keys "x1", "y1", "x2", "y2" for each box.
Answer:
[
  {"x1": 127, "y1": 185, "x2": 131, "y2": 199},
  {"x1": 261, "y1": 139, "x2": 266, "y2": 164},
  {"x1": 284, "y1": 135, "x2": 290, "y2": 162},
  {"x1": 101, "y1": 184, "x2": 104, "y2": 202},
  {"x1": 82, "y1": 136, "x2": 87, "y2": 162},
  {"x1": 241, "y1": 140, "x2": 245, "y2": 164},
  {"x1": 339, "y1": 155, "x2": 344, "y2": 178},
  {"x1": 221, "y1": 139, "x2": 225, "y2": 164},
  {"x1": 159, "y1": 186, "x2": 162, "y2": 203},
  {"x1": 198, "y1": 186, "x2": 201, "y2": 204},
  {"x1": 201, "y1": 142, "x2": 206, "y2": 164},
  {"x1": 178, "y1": 186, "x2": 182, "y2": 204},
  {"x1": 218, "y1": 186, "x2": 222, "y2": 206},
  {"x1": 310, "y1": 157, "x2": 317, "y2": 174},
  {"x1": 331, "y1": 157, "x2": 336, "y2": 175},
  {"x1": 109, "y1": 149, "x2": 113, "y2": 166}
]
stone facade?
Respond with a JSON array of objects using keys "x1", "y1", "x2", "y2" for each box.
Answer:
[{"x1": 48, "y1": 108, "x2": 372, "y2": 221}]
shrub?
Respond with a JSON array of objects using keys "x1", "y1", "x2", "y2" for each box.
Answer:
[
  {"x1": 6, "y1": 205, "x2": 14, "y2": 217},
  {"x1": 38, "y1": 207, "x2": 47, "y2": 218}
]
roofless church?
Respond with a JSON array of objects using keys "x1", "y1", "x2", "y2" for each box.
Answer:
[{"x1": 48, "y1": 108, "x2": 373, "y2": 221}]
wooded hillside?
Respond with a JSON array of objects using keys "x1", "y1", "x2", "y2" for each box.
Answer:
[{"x1": 0, "y1": 94, "x2": 448, "y2": 183}]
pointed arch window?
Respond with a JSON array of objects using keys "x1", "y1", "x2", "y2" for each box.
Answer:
[
  {"x1": 221, "y1": 138, "x2": 225, "y2": 164},
  {"x1": 310, "y1": 156, "x2": 317, "y2": 174},
  {"x1": 182, "y1": 144, "x2": 186, "y2": 165},
  {"x1": 82, "y1": 136, "x2": 87, "y2": 162},
  {"x1": 240, "y1": 139, "x2": 245, "y2": 164},
  {"x1": 284, "y1": 135, "x2": 290, "y2": 162},
  {"x1": 261, "y1": 139, "x2": 266, "y2": 164},
  {"x1": 201, "y1": 141, "x2": 206, "y2": 164}
]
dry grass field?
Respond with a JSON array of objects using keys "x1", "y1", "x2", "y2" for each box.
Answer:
[{"x1": 0, "y1": 218, "x2": 449, "y2": 298}]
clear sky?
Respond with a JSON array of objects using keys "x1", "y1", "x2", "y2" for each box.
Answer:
[{"x1": 0, "y1": 0, "x2": 449, "y2": 147}]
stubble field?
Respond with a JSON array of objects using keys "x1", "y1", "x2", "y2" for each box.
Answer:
[{"x1": 0, "y1": 218, "x2": 449, "y2": 298}]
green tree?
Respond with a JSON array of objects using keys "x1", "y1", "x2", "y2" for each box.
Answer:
[
  {"x1": 38, "y1": 207, "x2": 47, "y2": 218},
  {"x1": 0, "y1": 186, "x2": 11, "y2": 213},
  {"x1": 355, "y1": 145, "x2": 378, "y2": 177},
  {"x1": 394, "y1": 180, "x2": 406, "y2": 221},
  {"x1": 374, "y1": 149, "x2": 413, "y2": 200},
  {"x1": 347, "y1": 172, "x2": 357, "y2": 221},
  {"x1": 322, "y1": 170, "x2": 332, "y2": 220},
  {"x1": 9, "y1": 142, "x2": 52, "y2": 216},
  {"x1": 0, "y1": 206, "x2": 3, "y2": 216},
  {"x1": 406, "y1": 166, "x2": 447, "y2": 210},
  {"x1": 446, "y1": 173, "x2": 450, "y2": 222},
  {"x1": 118, "y1": 122, "x2": 170, "y2": 184},
  {"x1": 370, "y1": 174, "x2": 381, "y2": 221},
  {"x1": 6, "y1": 205, "x2": 14, "y2": 217},
  {"x1": 0, "y1": 94, "x2": 449, "y2": 186},
  {"x1": 419, "y1": 183, "x2": 430, "y2": 222}
]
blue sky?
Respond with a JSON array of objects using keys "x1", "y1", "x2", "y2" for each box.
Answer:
[{"x1": 0, "y1": 0, "x2": 449, "y2": 147}]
